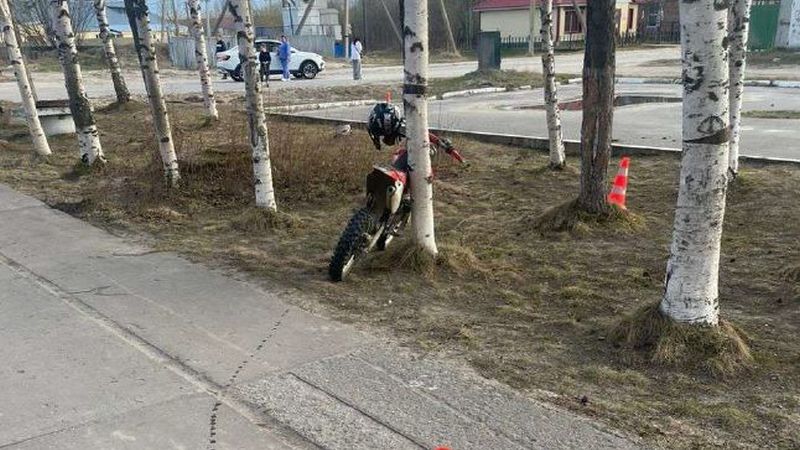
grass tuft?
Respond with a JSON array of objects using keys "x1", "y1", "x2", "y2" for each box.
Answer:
[
  {"x1": 231, "y1": 207, "x2": 302, "y2": 233},
  {"x1": 610, "y1": 303, "x2": 753, "y2": 377},
  {"x1": 781, "y1": 265, "x2": 800, "y2": 283},
  {"x1": 530, "y1": 199, "x2": 643, "y2": 233},
  {"x1": 365, "y1": 240, "x2": 484, "y2": 279}
]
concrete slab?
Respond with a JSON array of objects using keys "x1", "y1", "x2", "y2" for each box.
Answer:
[
  {"x1": 5, "y1": 394, "x2": 292, "y2": 450},
  {"x1": 0, "y1": 185, "x2": 41, "y2": 211},
  {"x1": 238, "y1": 374, "x2": 420, "y2": 449},
  {"x1": 0, "y1": 263, "x2": 193, "y2": 447}
]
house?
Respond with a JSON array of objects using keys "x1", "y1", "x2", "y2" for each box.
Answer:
[
  {"x1": 473, "y1": 0, "x2": 640, "y2": 42},
  {"x1": 634, "y1": 0, "x2": 679, "y2": 39},
  {"x1": 81, "y1": 1, "x2": 187, "y2": 43}
]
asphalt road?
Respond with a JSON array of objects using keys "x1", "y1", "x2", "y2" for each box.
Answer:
[
  {"x1": 1, "y1": 47, "x2": 685, "y2": 102},
  {"x1": 294, "y1": 84, "x2": 800, "y2": 161}
]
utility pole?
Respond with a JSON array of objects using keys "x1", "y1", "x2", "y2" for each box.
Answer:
[
  {"x1": 343, "y1": 0, "x2": 350, "y2": 59},
  {"x1": 362, "y1": 0, "x2": 367, "y2": 45},
  {"x1": 379, "y1": 0, "x2": 402, "y2": 46},
  {"x1": 438, "y1": 0, "x2": 459, "y2": 56},
  {"x1": 529, "y1": 0, "x2": 536, "y2": 55}
]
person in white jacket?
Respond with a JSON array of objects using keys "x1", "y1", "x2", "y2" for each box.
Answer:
[{"x1": 350, "y1": 38, "x2": 363, "y2": 80}]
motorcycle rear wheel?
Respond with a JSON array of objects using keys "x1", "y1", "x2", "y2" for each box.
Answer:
[{"x1": 329, "y1": 208, "x2": 378, "y2": 282}]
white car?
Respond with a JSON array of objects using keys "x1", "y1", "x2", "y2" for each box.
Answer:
[{"x1": 215, "y1": 38, "x2": 325, "y2": 81}]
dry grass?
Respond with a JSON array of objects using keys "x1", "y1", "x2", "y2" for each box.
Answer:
[
  {"x1": 1, "y1": 100, "x2": 799, "y2": 449},
  {"x1": 611, "y1": 303, "x2": 753, "y2": 377}
]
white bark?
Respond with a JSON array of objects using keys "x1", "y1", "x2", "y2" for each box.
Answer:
[
  {"x1": 0, "y1": 0, "x2": 51, "y2": 156},
  {"x1": 727, "y1": 0, "x2": 751, "y2": 177},
  {"x1": 344, "y1": 0, "x2": 350, "y2": 59},
  {"x1": 125, "y1": 0, "x2": 180, "y2": 185},
  {"x1": 404, "y1": 0, "x2": 437, "y2": 256},
  {"x1": 661, "y1": 0, "x2": 730, "y2": 326},
  {"x1": 229, "y1": 0, "x2": 276, "y2": 210},
  {"x1": 51, "y1": 0, "x2": 105, "y2": 165},
  {"x1": 187, "y1": 0, "x2": 218, "y2": 119},
  {"x1": 540, "y1": 0, "x2": 565, "y2": 169},
  {"x1": 94, "y1": 0, "x2": 130, "y2": 104}
]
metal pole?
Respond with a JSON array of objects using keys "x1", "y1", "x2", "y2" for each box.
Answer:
[{"x1": 343, "y1": 0, "x2": 350, "y2": 59}]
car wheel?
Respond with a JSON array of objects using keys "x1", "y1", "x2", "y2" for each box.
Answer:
[
  {"x1": 231, "y1": 64, "x2": 244, "y2": 82},
  {"x1": 300, "y1": 61, "x2": 319, "y2": 79}
]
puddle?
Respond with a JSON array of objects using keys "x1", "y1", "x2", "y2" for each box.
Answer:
[{"x1": 503, "y1": 94, "x2": 682, "y2": 111}]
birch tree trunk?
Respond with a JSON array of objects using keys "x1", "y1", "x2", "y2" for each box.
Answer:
[
  {"x1": 50, "y1": 0, "x2": 105, "y2": 165},
  {"x1": 661, "y1": 0, "x2": 730, "y2": 326},
  {"x1": 0, "y1": 0, "x2": 51, "y2": 156},
  {"x1": 7, "y1": 0, "x2": 38, "y2": 102},
  {"x1": 404, "y1": 0, "x2": 437, "y2": 256},
  {"x1": 125, "y1": 0, "x2": 181, "y2": 185},
  {"x1": 187, "y1": 0, "x2": 218, "y2": 119},
  {"x1": 229, "y1": 0, "x2": 277, "y2": 210},
  {"x1": 540, "y1": 0, "x2": 565, "y2": 169},
  {"x1": 728, "y1": 0, "x2": 752, "y2": 178},
  {"x1": 577, "y1": 0, "x2": 615, "y2": 214},
  {"x1": 438, "y1": 0, "x2": 459, "y2": 56},
  {"x1": 94, "y1": 0, "x2": 130, "y2": 104}
]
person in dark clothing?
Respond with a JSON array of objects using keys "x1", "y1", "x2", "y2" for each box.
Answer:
[
  {"x1": 258, "y1": 44, "x2": 271, "y2": 85},
  {"x1": 215, "y1": 37, "x2": 228, "y2": 79}
]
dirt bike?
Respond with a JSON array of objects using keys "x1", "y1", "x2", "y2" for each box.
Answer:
[{"x1": 328, "y1": 133, "x2": 465, "y2": 282}]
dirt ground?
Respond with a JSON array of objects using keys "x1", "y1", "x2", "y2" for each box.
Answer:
[{"x1": 1, "y1": 101, "x2": 799, "y2": 449}]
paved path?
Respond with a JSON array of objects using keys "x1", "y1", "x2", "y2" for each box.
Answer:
[
  {"x1": 0, "y1": 184, "x2": 639, "y2": 449},
  {"x1": 293, "y1": 84, "x2": 800, "y2": 161}
]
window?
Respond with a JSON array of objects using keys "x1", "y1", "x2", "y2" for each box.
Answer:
[
  {"x1": 628, "y1": 8, "x2": 635, "y2": 31},
  {"x1": 564, "y1": 9, "x2": 581, "y2": 34}
]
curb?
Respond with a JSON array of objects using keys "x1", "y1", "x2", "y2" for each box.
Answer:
[
  {"x1": 266, "y1": 99, "x2": 379, "y2": 113},
  {"x1": 606, "y1": 77, "x2": 800, "y2": 88},
  {"x1": 271, "y1": 113, "x2": 799, "y2": 165}
]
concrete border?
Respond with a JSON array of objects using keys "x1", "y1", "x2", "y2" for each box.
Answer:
[
  {"x1": 273, "y1": 113, "x2": 800, "y2": 165},
  {"x1": 266, "y1": 99, "x2": 379, "y2": 113}
]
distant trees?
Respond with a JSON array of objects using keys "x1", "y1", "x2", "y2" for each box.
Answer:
[{"x1": 13, "y1": 0, "x2": 94, "y2": 47}]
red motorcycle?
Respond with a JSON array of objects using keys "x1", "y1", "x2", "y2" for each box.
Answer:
[{"x1": 329, "y1": 132, "x2": 464, "y2": 281}]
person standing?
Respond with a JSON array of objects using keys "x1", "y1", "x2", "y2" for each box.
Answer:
[
  {"x1": 258, "y1": 43, "x2": 271, "y2": 86},
  {"x1": 278, "y1": 35, "x2": 292, "y2": 82},
  {"x1": 350, "y1": 38, "x2": 363, "y2": 80},
  {"x1": 215, "y1": 36, "x2": 228, "y2": 79}
]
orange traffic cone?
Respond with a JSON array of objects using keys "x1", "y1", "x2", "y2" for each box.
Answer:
[{"x1": 608, "y1": 156, "x2": 630, "y2": 209}]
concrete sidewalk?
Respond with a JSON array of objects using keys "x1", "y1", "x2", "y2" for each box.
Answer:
[{"x1": 0, "y1": 184, "x2": 640, "y2": 450}]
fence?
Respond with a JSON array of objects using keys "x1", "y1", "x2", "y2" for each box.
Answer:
[
  {"x1": 168, "y1": 36, "x2": 219, "y2": 70},
  {"x1": 750, "y1": 0, "x2": 781, "y2": 50}
]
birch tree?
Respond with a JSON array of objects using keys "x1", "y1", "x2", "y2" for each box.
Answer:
[
  {"x1": 50, "y1": 0, "x2": 105, "y2": 165},
  {"x1": 661, "y1": 0, "x2": 730, "y2": 325},
  {"x1": 187, "y1": 0, "x2": 218, "y2": 119},
  {"x1": 0, "y1": 0, "x2": 50, "y2": 156},
  {"x1": 94, "y1": 0, "x2": 130, "y2": 104},
  {"x1": 578, "y1": 0, "x2": 615, "y2": 214},
  {"x1": 727, "y1": 0, "x2": 752, "y2": 178},
  {"x1": 125, "y1": 0, "x2": 181, "y2": 185},
  {"x1": 404, "y1": 0, "x2": 437, "y2": 256},
  {"x1": 229, "y1": 0, "x2": 276, "y2": 209},
  {"x1": 540, "y1": 0, "x2": 565, "y2": 169}
]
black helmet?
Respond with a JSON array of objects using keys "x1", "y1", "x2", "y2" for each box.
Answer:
[{"x1": 367, "y1": 102, "x2": 405, "y2": 149}]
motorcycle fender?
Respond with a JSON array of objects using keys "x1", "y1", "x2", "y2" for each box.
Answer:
[{"x1": 386, "y1": 181, "x2": 404, "y2": 214}]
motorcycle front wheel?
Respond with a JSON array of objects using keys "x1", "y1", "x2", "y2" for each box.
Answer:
[{"x1": 329, "y1": 208, "x2": 380, "y2": 282}]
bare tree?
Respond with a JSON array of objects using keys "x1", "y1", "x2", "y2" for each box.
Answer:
[
  {"x1": 14, "y1": 0, "x2": 93, "y2": 48},
  {"x1": 0, "y1": 0, "x2": 50, "y2": 156},
  {"x1": 661, "y1": 0, "x2": 730, "y2": 325},
  {"x1": 727, "y1": 0, "x2": 752, "y2": 178},
  {"x1": 578, "y1": 0, "x2": 615, "y2": 213},
  {"x1": 403, "y1": 0, "x2": 437, "y2": 256},
  {"x1": 125, "y1": 0, "x2": 181, "y2": 185},
  {"x1": 540, "y1": 0, "x2": 565, "y2": 169},
  {"x1": 94, "y1": 0, "x2": 130, "y2": 104},
  {"x1": 229, "y1": 0, "x2": 277, "y2": 209},
  {"x1": 51, "y1": 0, "x2": 105, "y2": 165},
  {"x1": 188, "y1": 0, "x2": 218, "y2": 119}
]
